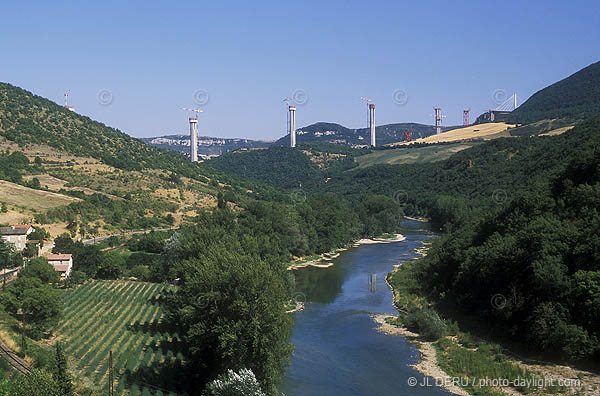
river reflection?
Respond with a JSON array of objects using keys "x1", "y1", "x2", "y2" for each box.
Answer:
[{"x1": 282, "y1": 220, "x2": 449, "y2": 396}]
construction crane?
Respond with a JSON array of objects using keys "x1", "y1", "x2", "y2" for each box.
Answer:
[
  {"x1": 64, "y1": 90, "x2": 75, "y2": 111},
  {"x1": 360, "y1": 97, "x2": 372, "y2": 131},
  {"x1": 181, "y1": 107, "x2": 204, "y2": 118},
  {"x1": 463, "y1": 108, "x2": 471, "y2": 127}
]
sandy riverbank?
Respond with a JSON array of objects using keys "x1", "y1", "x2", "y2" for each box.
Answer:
[
  {"x1": 376, "y1": 243, "x2": 600, "y2": 396},
  {"x1": 372, "y1": 314, "x2": 469, "y2": 396},
  {"x1": 288, "y1": 234, "x2": 406, "y2": 270}
]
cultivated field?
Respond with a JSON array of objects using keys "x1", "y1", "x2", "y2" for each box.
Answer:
[
  {"x1": 389, "y1": 122, "x2": 514, "y2": 146},
  {"x1": 355, "y1": 143, "x2": 475, "y2": 168},
  {"x1": 56, "y1": 280, "x2": 182, "y2": 395}
]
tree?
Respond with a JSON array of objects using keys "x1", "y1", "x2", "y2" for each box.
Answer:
[
  {"x1": 28, "y1": 227, "x2": 50, "y2": 246},
  {"x1": 0, "y1": 239, "x2": 23, "y2": 287},
  {"x1": 9, "y1": 369, "x2": 60, "y2": 396},
  {"x1": 22, "y1": 284, "x2": 63, "y2": 338},
  {"x1": 22, "y1": 243, "x2": 39, "y2": 258},
  {"x1": 0, "y1": 202, "x2": 7, "y2": 213},
  {"x1": 19, "y1": 258, "x2": 60, "y2": 284},
  {"x1": 202, "y1": 368, "x2": 266, "y2": 396},
  {"x1": 52, "y1": 234, "x2": 77, "y2": 254},
  {"x1": 168, "y1": 248, "x2": 293, "y2": 395},
  {"x1": 29, "y1": 177, "x2": 41, "y2": 189},
  {"x1": 96, "y1": 251, "x2": 124, "y2": 279},
  {"x1": 129, "y1": 265, "x2": 150, "y2": 281},
  {"x1": 64, "y1": 270, "x2": 87, "y2": 288},
  {"x1": 52, "y1": 342, "x2": 73, "y2": 396}
]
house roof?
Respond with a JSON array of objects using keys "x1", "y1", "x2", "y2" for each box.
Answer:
[
  {"x1": 45, "y1": 253, "x2": 72, "y2": 261},
  {"x1": 0, "y1": 224, "x2": 32, "y2": 236},
  {"x1": 52, "y1": 264, "x2": 71, "y2": 272}
]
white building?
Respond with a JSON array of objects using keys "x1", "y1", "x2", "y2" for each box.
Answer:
[
  {"x1": 45, "y1": 253, "x2": 73, "y2": 278},
  {"x1": 0, "y1": 224, "x2": 34, "y2": 251}
]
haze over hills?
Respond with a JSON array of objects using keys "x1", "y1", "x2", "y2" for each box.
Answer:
[
  {"x1": 142, "y1": 134, "x2": 273, "y2": 157},
  {"x1": 144, "y1": 122, "x2": 454, "y2": 157},
  {"x1": 272, "y1": 122, "x2": 457, "y2": 147}
]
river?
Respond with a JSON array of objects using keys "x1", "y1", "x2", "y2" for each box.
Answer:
[{"x1": 281, "y1": 220, "x2": 450, "y2": 396}]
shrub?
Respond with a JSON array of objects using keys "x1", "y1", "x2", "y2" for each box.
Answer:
[
  {"x1": 64, "y1": 270, "x2": 87, "y2": 288},
  {"x1": 404, "y1": 307, "x2": 447, "y2": 341},
  {"x1": 202, "y1": 368, "x2": 266, "y2": 396},
  {"x1": 129, "y1": 265, "x2": 150, "y2": 281}
]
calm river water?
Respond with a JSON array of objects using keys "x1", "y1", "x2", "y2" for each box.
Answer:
[{"x1": 281, "y1": 220, "x2": 450, "y2": 396}]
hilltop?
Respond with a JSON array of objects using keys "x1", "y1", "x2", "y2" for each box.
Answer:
[
  {"x1": 0, "y1": 82, "x2": 273, "y2": 238},
  {"x1": 507, "y1": 60, "x2": 600, "y2": 124},
  {"x1": 272, "y1": 121, "x2": 455, "y2": 147},
  {"x1": 143, "y1": 134, "x2": 273, "y2": 157}
]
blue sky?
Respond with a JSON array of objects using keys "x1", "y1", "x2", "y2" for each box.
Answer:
[{"x1": 1, "y1": 1, "x2": 599, "y2": 140}]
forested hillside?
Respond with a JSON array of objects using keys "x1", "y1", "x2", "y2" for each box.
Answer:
[
  {"x1": 211, "y1": 95, "x2": 600, "y2": 363},
  {"x1": 0, "y1": 82, "x2": 212, "y2": 180},
  {"x1": 507, "y1": 60, "x2": 600, "y2": 124},
  {"x1": 415, "y1": 119, "x2": 600, "y2": 360},
  {"x1": 208, "y1": 143, "x2": 365, "y2": 189},
  {"x1": 0, "y1": 82, "x2": 287, "y2": 238}
]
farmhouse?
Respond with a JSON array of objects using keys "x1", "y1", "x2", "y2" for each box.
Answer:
[
  {"x1": 0, "y1": 224, "x2": 34, "y2": 251},
  {"x1": 45, "y1": 253, "x2": 73, "y2": 278}
]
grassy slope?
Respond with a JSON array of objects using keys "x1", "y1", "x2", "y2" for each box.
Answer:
[
  {"x1": 355, "y1": 143, "x2": 476, "y2": 168},
  {"x1": 0, "y1": 82, "x2": 280, "y2": 237},
  {"x1": 389, "y1": 123, "x2": 513, "y2": 146},
  {"x1": 0, "y1": 82, "x2": 209, "y2": 177}
]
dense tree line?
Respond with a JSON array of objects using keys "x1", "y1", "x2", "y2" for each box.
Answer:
[
  {"x1": 209, "y1": 106, "x2": 600, "y2": 364},
  {"x1": 164, "y1": 194, "x2": 402, "y2": 395},
  {"x1": 384, "y1": 116, "x2": 600, "y2": 362},
  {"x1": 209, "y1": 147, "x2": 324, "y2": 190},
  {"x1": 0, "y1": 150, "x2": 32, "y2": 184},
  {"x1": 39, "y1": 193, "x2": 178, "y2": 232}
]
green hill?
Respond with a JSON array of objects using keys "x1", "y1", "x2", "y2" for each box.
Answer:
[
  {"x1": 207, "y1": 142, "x2": 365, "y2": 189},
  {"x1": 507, "y1": 60, "x2": 600, "y2": 124},
  {"x1": 0, "y1": 82, "x2": 280, "y2": 237},
  {"x1": 206, "y1": 60, "x2": 600, "y2": 362},
  {"x1": 272, "y1": 122, "x2": 455, "y2": 146},
  {"x1": 0, "y1": 82, "x2": 214, "y2": 179}
]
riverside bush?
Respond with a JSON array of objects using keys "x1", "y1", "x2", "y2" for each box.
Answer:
[{"x1": 404, "y1": 307, "x2": 447, "y2": 341}]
